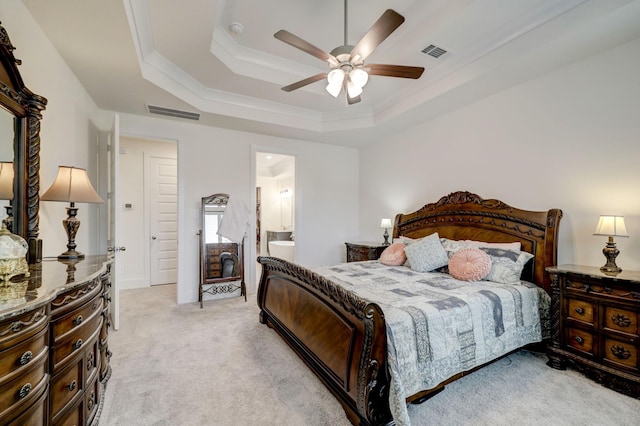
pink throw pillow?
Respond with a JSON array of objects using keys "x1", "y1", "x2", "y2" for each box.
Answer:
[
  {"x1": 379, "y1": 243, "x2": 407, "y2": 266},
  {"x1": 448, "y1": 247, "x2": 492, "y2": 281}
]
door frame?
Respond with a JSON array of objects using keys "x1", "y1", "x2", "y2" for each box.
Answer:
[{"x1": 250, "y1": 145, "x2": 298, "y2": 295}]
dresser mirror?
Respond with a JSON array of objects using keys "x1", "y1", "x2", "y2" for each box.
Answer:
[
  {"x1": 0, "y1": 23, "x2": 48, "y2": 262},
  {"x1": 198, "y1": 193, "x2": 246, "y2": 308}
]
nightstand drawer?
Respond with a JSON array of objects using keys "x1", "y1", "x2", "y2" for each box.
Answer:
[
  {"x1": 566, "y1": 328, "x2": 594, "y2": 355},
  {"x1": 345, "y1": 242, "x2": 386, "y2": 262},
  {"x1": 566, "y1": 298, "x2": 594, "y2": 325},
  {"x1": 604, "y1": 338, "x2": 638, "y2": 371},
  {"x1": 604, "y1": 306, "x2": 638, "y2": 337}
]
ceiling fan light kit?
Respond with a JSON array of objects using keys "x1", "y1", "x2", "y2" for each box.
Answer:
[{"x1": 275, "y1": 0, "x2": 424, "y2": 105}]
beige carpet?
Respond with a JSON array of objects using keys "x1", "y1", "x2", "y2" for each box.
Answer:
[{"x1": 100, "y1": 284, "x2": 640, "y2": 426}]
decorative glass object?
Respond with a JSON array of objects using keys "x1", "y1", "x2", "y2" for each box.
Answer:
[{"x1": 0, "y1": 222, "x2": 30, "y2": 283}]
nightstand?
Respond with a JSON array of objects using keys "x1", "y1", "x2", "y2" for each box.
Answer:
[
  {"x1": 546, "y1": 264, "x2": 640, "y2": 398},
  {"x1": 345, "y1": 242, "x2": 387, "y2": 262}
]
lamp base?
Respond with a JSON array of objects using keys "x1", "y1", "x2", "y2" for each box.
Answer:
[
  {"x1": 382, "y1": 229, "x2": 390, "y2": 246},
  {"x1": 58, "y1": 250, "x2": 85, "y2": 260},
  {"x1": 600, "y1": 237, "x2": 622, "y2": 274}
]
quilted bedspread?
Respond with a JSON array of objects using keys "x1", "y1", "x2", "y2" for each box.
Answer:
[{"x1": 311, "y1": 261, "x2": 550, "y2": 426}]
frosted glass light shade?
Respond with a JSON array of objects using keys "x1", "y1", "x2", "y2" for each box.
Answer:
[
  {"x1": 350, "y1": 68, "x2": 369, "y2": 87},
  {"x1": 326, "y1": 82, "x2": 342, "y2": 97},
  {"x1": 593, "y1": 215, "x2": 628, "y2": 237},
  {"x1": 327, "y1": 68, "x2": 345, "y2": 85},
  {"x1": 41, "y1": 166, "x2": 104, "y2": 204},
  {"x1": 347, "y1": 81, "x2": 363, "y2": 98}
]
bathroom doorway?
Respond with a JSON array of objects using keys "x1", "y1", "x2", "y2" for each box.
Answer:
[{"x1": 255, "y1": 152, "x2": 296, "y2": 263}]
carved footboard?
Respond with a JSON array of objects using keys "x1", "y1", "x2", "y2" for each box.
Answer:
[{"x1": 257, "y1": 256, "x2": 393, "y2": 426}]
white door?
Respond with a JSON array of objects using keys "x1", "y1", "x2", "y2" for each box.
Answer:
[
  {"x1": 107, "y1": 114, "x2": 123, "y2": 330},
  {"x1": 148, "y1": 156, "x2": 177, "y2": 285}
]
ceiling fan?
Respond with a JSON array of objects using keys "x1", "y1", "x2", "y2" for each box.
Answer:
[{"x1": 274, "y1": 0, "x2": 425, "y2": 105}]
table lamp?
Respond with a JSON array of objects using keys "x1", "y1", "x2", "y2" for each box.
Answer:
[
  {"x1": 593, "y1": 215, "x2": 628, "y2": 273},
  {"x1": 380, "y1": 218, "x2": 392, "y2": 246},
  {"x1": 41, "y1": 166, "x2": 104, "y2": 259}
]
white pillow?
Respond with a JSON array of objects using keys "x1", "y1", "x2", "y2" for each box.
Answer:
[
  {"x1": 440, "y1": 238, "x2": 522, "y2": 257},
  {"x1": 403, "y1": 233, "x2": 449, "y2": 272}
]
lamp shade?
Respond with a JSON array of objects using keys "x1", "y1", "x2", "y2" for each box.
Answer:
[
  {"x1": 380, "y1": 218, "x2": 392, "y2": 229},
  {"x1": 41, "y1": 166, "x2": 104, "y2": 204},
  {"x1": 0, "y1": 162, "x2": 14, "y2": 200},
  {"x1": 593, "y1": 215, "x2": 628, "y2": 237}
]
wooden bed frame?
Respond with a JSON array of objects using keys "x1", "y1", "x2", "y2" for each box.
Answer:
[{"x1": 257, "y1": 191, "x2": 562, "y2": 425}]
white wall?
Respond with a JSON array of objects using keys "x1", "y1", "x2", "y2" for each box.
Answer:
[
  {"x1": 117, "y1": 136, "x2": 177, "y2": 289},
  {"x1": 359, "y1": 36, "x2": 640, "y2": 272},
  {"x1": 118, "y1": 113, "x2": 359, "y2": 304},
  {"x1": 0, "y1": 1, "x2": 107, "y2": 258}
]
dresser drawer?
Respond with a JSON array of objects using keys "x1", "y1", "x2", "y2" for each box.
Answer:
[
  {"x1": 604, "y1": 306, "x2": 638, "y2": 337},
  {"x1": 566, "y1": 327, "x2": 594, "y2": 356},
  {"x1": 50, "y1": 357, "x2": 82, "y2": 419},
  {"x1": 603, "y1": 337, "x2": 638, "y2": 371},
  {"x1": 52, "y1": 294, "x2": 103, "y2": 344},
  {"x1": 53, "y1": 396, "x2": 83, "y2": 426},
  {"x1": 85, "y1": 372, "x2": 100, "y2": 424},
  {"x1": 0, "y1": 306, "x2": 48, "y2": 351},
  {"x1": 0, "y1": 326, "x2": 47, "y2": 386},
  {"x1": 51, "y1": 314, "x2": 102, "y2": 373},
  {"x1": 0, "y1": 355, "x2": 47, "y2": 418},
  {"x1": 6, "y1": 383, "x2": 47, "y2": 426},
  {"x1": 85, "y1": 334, "x2": 100, "y2": 386},
  {"x1": 51, "y1": 278, "x2": 102, "y2": 317},
  {"x1": 566, "y1": 298, "x2": 594, "y2": 325}
]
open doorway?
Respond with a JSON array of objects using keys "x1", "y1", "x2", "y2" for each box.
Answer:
[{"x1": 255, "y1": 152, "x2": 296, "y2": 281}]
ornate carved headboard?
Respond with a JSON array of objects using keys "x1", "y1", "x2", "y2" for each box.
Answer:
[{"x1": 392, "y1": 191, "x2": 562, "y2": 293}]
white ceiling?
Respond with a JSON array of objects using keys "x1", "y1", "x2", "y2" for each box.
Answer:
[{"x1": 23, "y1": 0, "x2": 640, "y2": 147}]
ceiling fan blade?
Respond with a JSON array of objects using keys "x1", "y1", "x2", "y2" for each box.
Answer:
[
  {"x1": 367, "y1": 64, "x2": 425, "y2": 79},
  {"x1": 281, "y1": 73, "x2": 328, "y2": 92},
  {"x1": 274, "y1": 30, "x2": 337, "y2": 65},
  {"x1": 350, "y1": 9, "x2": 404, "y2": 62}
]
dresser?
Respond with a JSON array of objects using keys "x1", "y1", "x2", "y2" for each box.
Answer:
[
  {"x1": 547, "y1": 264, "x2": 640, "y2": 398},
  {"x1": 0, "y1": 256, "x2": 112, "y2": 425},
  {"x1": 345, "y1": 242, "x2": 387, "y2": 262}
]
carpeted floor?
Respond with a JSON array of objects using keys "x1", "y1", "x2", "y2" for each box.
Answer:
[{"x1": 100, "y1": 284, "x2": 640, "y2": 426}]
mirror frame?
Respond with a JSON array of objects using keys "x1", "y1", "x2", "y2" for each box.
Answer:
[{"x1": 0, "y1": 23, "x2": 47, "y2": 262}]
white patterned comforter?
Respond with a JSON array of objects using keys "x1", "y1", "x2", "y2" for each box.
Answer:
[{"x1": 311, "y1": 261, "x2": 550, "y2": 426}]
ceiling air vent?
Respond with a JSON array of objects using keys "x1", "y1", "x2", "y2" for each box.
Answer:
[
  {"x1": 421, "y1": 44, "x2": 447, "y2": 59},
  {"x1": 147, "y1": 104, "x2": 200, "y2": 121}
]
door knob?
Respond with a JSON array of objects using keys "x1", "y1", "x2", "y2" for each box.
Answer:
[
  {"x1": 151, "y1": 236, "x2": 157, "y2": 240},
  {"x1": 107, "y1": 246, "x2": 127, "y2": 252}
]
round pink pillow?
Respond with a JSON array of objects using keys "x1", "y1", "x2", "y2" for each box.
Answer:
[
  {"x1": 379, "y1": 243, "x2": 407, "y2": 266},
  {"x1": 448, "y1": 247, "x2": 492, "y2": 281}
]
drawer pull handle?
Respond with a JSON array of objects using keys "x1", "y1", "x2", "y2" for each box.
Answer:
[
  {"x1": 18, "y1": 351, "x2": 33, "y2": 366},
  {"x1": 68, "y1": 380, "x2": 77, "y2": 391},
  {"x1": 574, "y1": 336, "x2": 584, "y2": 344},
  {"x1": 611, "y1": 345, "x2": 631, "y2": 360},
  {"x1": 18, "y1": 383, "x2": 31, "y2": 399},
  {"x1": 73, "y1": 339, "x2": 83, "y2": 350},
  {"x1": 73, "y1": 315, "x2": 83, "y2": 326},
  {"x1": 611, "y1": 314, "x2": 632, "y2": 328},
  {"x1": 574, "y1": 307, "x2": 585, "y2": 315}
]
